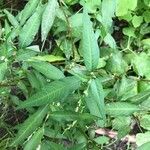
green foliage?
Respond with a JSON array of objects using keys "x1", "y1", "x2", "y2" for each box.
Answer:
[
  {"x1": 28, "y1": 61, "x2": 65, "y2": 80},
  {"x1": 11, "y1": 105, "x2": 49, "y2": 146},
  {"x1": 81, "y1": 7, "x2": 99, "y2": 71},
  {"x1": 0, "y1": 0, "x2": 150, "y2": 149},
  {"x1": 41, "y1": 0, "x2": 58, "y2": 41}
]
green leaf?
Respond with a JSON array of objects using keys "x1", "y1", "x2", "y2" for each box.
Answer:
[
  {"x1": 80, "y1": 0, "x2": 101, "y2": 13},
  {"x1": 106, "y1": 102, "x2": 140, "y2": 116},
  {"x1": 141, "y1": 38, "x2": 150, "y2": 49},
  {"x1": 132, "y1": 15, "x2": 143, "y2": 28},
  {"x1": 30, "y1": 55, "x2": 65, "y2": 62},
  {"x1": 136, "y1": 132, "x2": 150, "y2": 147},
  {"x1": 144, "y1": 0, "x2": 150, "y2": 7},
  {"x1": 94, "y1": 136, "x2": 109, "y2": 145},
  {"x1": 27, "y1": 71, "x2": 41, "y2": 90},
  {"x1": 139, "y1": 114, "x2": 150, "y2": 130},
  {"x1": 132, "y1": 52, "x2": 150, "y2": 78},
  {"x1": 81, "y1": 7, "x2": 100, "y2": 71},
  {"x1": 85, "y1": 78, "x2": 106, "y2": 120},
  {"x1": 105, "y1": 51, "x2": 128, "y2": 75},
  {"x1": 112, "y1": 117, "x2": 131, "y2": 138},
  {"x1": 44, "y1": 128, "x2": 66, "y2": 139},
  {"x1": 18, "y1": 76, "x2": 81, "y2": 109},
  {"x1": 19, "y1": 5, "x2": 43, "y2": 47},
  {"x1": 116, "y1": 76, "x2": 138, "y2": 101},
  {"x1": 0, "y1": 62, "x2": 7, "y2": 82},
  {"x1": 101, "y1": 0, "x2": 116, "y2": 30},
  {"x1": 41, "y1": 0, "x2": 58, "y2": 41},
  {"x1": 41, "y1": 141, "x2": 66, "y2": 150},
  {"x1": 128, "y1": 89, "x2": 150, "y2": 104},
  {"x1": 16, "y1": 49, "x2": 38, "y2": 61},
  {"x1": 18, "y1": 0, "x2": 41, "y2": 25},
  {"x1": 24, "y1": 127, "x2": 44, "y2": 150},
  {"x1": 137, "y1": 142, "x2": 150, "y2": 150},
  {"x1": 28, "y1": 61, "x2": 65, "y2": 80},
  {"x1": 50, "y1": 111, "x2": 97, "y2": 122},
  {"x1": 10, "y1": 105, "x2": 48, "y2": 146},
  {"x1": 123, "y1": 27, "x2": 136, "y2": 37},
  {"x1": 104, "y1": 33, "x2": 116, "y2": 49},
  {"x1": 116, "y1": 0, "x2": 137, "y2": 16},
  {"x1": 143, "y1": 11, "x2": 150, "y2": 23},
  {"x1": 4, "y1": 9, "x2": 19, "y2": 28},
  {"x1": 68, "y1": 143, "x2": 86, "y2": 150}
]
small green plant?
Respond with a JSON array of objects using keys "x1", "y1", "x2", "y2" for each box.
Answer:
[{"x1": 0, "y1": 0, "x2": 150, "y2": 149}]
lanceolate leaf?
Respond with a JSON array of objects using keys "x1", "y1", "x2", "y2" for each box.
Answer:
[
  {"x1": 18, "y1": 0, "x2": 41, "y2": 25},
  {"x1": 49, "y1": 111, "x2": 97, "y2": 122},
  {"x1": 81, "y1": 8, "x2": 100, "y2": 71},
  {"x1": 128, "y1": 89, "x2": 150, "y2": 104},
  {"x1": 106, "y1": 102, "x2": 140, "y2": 116},
  {"x1": 41, "y1": 0, "x2": 58, "y2": 41},
  {"x1": 0, "y1": 62, "x2": 7, "y2": 81},
  {"x1": 18, "y1": 76, "x2": 81, "y2": 109},
  {"x1": 11, "y1": 105, "x2": 48, "y2": 146},
  {"x1": 4, "y1": 9, "x2": 19, "y2": 28},
  {"x1": 85, "y1": 78, "x2": 106, "y2": 120},
  {"x1": 29, "y1": 61, "x2": 65, "y2": 80},
  {"x1": 24, "y1": 127, "x2": 44, "y2": 150},
  {"x1": 19, "y1": 5, "x2": 44, "y2": 47}
]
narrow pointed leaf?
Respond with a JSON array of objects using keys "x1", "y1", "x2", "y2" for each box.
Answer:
[
  {"x1": 85, "y1": 79, "x2": 105, "y2": 120},
  {"x1": 24, "y1": 127, "x2": 44, "y2": 150},
  {"x1": 10, "y1": 105, "x2": 48, "y2": 146},
  {"x1": 18, "y1": 76, "x2": 81, "y2": 109},
  {"x1": 0, "y1": 62, "x2": 7, "y2": 81},
  {"x1": 128, "y1": 89, "x2": 150, "y2": 104},
  {"x1": 106, "y1": 102, "x2": 140, "y2": 116},
  {"x1": 41, "y1": 0, "x2": 58, "y2": 41},
  {"x1": 18, "y1": 0, "x2": 41, "y2": 25},
  {"x1": 29, "y1": 61, "x2": 65, "y2": 80},
  {"x1": 19, "y1": 5, "x2": 43, "y2": 47},
  {"x1": 81, "y1": 8, "x2": 100, "y2": 71},
  {"x1": 4, "y1": 9, "x2": 19, "y2": 28}
]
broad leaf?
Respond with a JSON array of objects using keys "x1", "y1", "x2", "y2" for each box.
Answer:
[
  {"x1": 105, "y1": 51, "x2": 128, "y2": 75},
  {"x1": 81, "y1": 8, "x2": 100, "y2": 71},
  {"x1": 85, "y1": 78, "x2": 106, "y2": 120},
  {"x1": 41, "y1": 0, "x2": 58, "y2": 41},
  {"x1": 106, "y1": 102, "x2": 140, "y2": 116},
  {"x1": 139, "y1": 114, "x2": 150, "y2": 130},
  {"x1": 136, "y1": 132, "x2": 150, "y2": 147},
  {"x1": 18, "y1": 76, "x2": 81, "y2": 109},
  {"x1": 132, "y1": 52, "x2": 150, "y2": 78},
  {"x1": 112, "y1": 117, "x2": 131, "y2": 138},
  {"x1": 28, "y1": 61, "x2": 65, "y2": 80},
  {"x1": 132, "y1": 15, "x2": 143, "y2": 28},
  {"x1": 10, "y1": 105, "x2": 48, "y2": 146},
  {"x1": 137, "y1": 142, "x2": 150, "y2": 150},
  {"x1": 116, "y1": 0, "x2": 137, "y2": 16},
  {"x1": 24, "y1": 127, "x2": 44, "y2": 150}
]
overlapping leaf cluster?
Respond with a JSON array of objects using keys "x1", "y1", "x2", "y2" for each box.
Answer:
[{"x1": 0, "y1": 0, "x2": 150, "y2": 149}]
